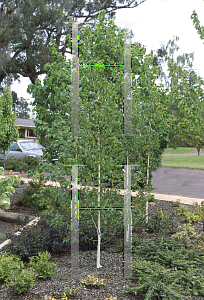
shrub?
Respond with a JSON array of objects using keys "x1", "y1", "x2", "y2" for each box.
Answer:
[
  {"x1": 28, "y1": 251, "x2": 57, "y2": 280},
  {"x1": 5, "y1": 268, "x2": 36, "y2": 294},
  {"x1": 0, "y1": 252, "x2": 23, "y2": 283},
  {"x1": 176, "y1": 204, "x2": 203, "y2": 224},
  {"x1": 14, "y1": 184, "x2": 43, "y2": 211},
  {"x1": 2, "y1": 156, "x2": 40, "y2": 172},
  {"x1": 81, "y1": 275, "x2": 104, "y2": 288},
  {"x1": 171, "y1": 224, "x2": 197, "y2": 244},
  {"x1": 146, "y1": 209, "x2": 176, "y2": 235},
  {"x1": 64, "y1": 286, "x2": 82, "y2": 298},
  {"x1": 5, "y1": 218, "x2": 71, "y2": 260},
  {"x1": 0, "y1": 167, "x2": 16, "y2": 209}
]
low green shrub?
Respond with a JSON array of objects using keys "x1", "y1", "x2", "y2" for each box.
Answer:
[
  {"x1": 2, "y1": 156, "x2": 40, "y2": 172},
  {"x1": 171, "y1": 200, "x2": 181, "y2": 207},
  {"x1": 0, "y1": 252, "x2": 23, "y2": 283},
  {"x1": 64, "y1": 286, "x2": 82, "y2": 298},
  {"x1": 14, "y1": 184, "x2": 43, "y2": 210},
  {"x1": 0, "y1": 167, "x2": 16, "y2": 209},
  {"x1": 171, "y1": 223, "x2": 197, "y2": 244},
  {"x1": 146, "y1": 209, "x2": 176, "y2": 235},
  {"x1": 81, "y1": 275, "x2": 104, "y2": 288},
  {"x1": 127, "y1": 236, "x2": 204, "y2": 299},
  {"x1": 176, "y1": 203, "x2": 204, "y2": 224},
  {"x1": 5, "y1": 268, "x2": 36, "y2": 294},
  {"x1": 28, "y1": 251, "x2": 57, "y2": 280}
]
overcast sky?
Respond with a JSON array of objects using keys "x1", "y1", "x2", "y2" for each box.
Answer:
[{"x1": 12, "y1": 0, "x2": 204, "y2": 102}]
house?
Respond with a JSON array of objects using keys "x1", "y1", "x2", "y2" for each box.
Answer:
[{"x1": 15, "y1": 118, "x2": 36, "y2": 139}]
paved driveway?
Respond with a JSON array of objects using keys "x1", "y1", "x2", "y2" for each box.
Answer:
[{"x1": 152, "y1": 167, "x2": 204, "y2": 199}]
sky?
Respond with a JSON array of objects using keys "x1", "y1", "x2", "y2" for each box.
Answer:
[{"x1": 11, "y1": 0, "x2": 204, "y2": 103}]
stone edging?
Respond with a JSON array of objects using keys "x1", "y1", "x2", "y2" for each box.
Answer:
[{"x1": 0, "y1": 216, "x2": 40, "y2": 251}]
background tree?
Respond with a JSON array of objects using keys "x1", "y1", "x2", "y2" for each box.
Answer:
[
  {"x1": 11, "y1": 91, "x2": 31, "y2": 119},
  {"x1": 0, "y1": 0, "x2": 146, "y2": 86},
  {"x1": 168, "y1": 60, "x2": 204, "y2": 155},
  {"x1": 0, "y1": 85, "x2": 19, "y2": 168},
  {"x1": 154, "y1": 36, "x2": 203, "y2": 148}
]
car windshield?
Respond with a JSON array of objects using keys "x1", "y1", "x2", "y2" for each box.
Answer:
[{"x1": 19, "y1": 141, "x2": 44, "y2": 151}]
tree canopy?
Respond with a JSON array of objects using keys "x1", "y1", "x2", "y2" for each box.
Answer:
[
  {"x1": 11, "y1": 91, "x2": 31, "y2": 119},
  {"x1": 28, "y1": 10, "x2": 170, "y2": 189},
  {"x1": 0, "y1": 85, "x2": 19, "y2": 167},
  {"x1": 0, "y1": 0, "x2": 146, "y2": 86}
]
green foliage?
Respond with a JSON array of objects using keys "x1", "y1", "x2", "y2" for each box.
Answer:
[
  {"x1": 0, "y1": 86, "x2": 19, "y2": 167},
  {"x1": 0, "y1": 252, "x2": 22, "y2": 284},
  {"x1": 28, "y1": 251, "x2": 57, "y2": 280},
  {"x1": 168, "y1": 58, "x2": 204, "y2": 155},
  {"x1": 81, "y1": 275, "x2": 104, "y2": 288},
  {"x1": 9, "y1": 171, "x2": 24, "y2": 187},
  {"x1": 64, "y1": 286, "x2": 82, "y2": 298},
  {"x1": 171, "y1": 200, "x2": 181, "y2": 207},
  {"x1": 176, "y1": 204, "x2": 202, "y2": 224},
  {"x1": 127, "y1": 236, "x2": 204, "y2": 299},
  {"x1": 146, "y1": 208, "x2": 176, "y2": 235},
  {"x1": 171, "y1": 224, "x2": 197, "y2": 244},
  {"x1": 5, "y1": 268, "x2": 36, "y2": 294},
  {"x1": 28, "y1": 11, "x2": 169, "y2": 188},
  {"x1": 14, "y1": 183, "x2": 44, "y2": 211},
  {"x1": 0, "y1": 156, "x2": 40, "y2": 172},
  {"x1": 0, "y1": 0, "x2": 143, "y2": 85},
  {"x1": 0, "y1": 167, "x2": 15, "y2": 209}
]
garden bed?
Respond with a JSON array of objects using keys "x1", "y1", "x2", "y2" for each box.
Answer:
[{"x1": 0, "y1": 183, "x2": 203, "y2": 299}]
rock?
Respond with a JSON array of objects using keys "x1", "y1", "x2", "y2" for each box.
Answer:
[{"x1": 0, "y1": 209, "x2": 35, "y2": 224}]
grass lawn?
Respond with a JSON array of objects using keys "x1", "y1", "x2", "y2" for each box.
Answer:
[
  {"x1": 161, "y1": 155, "x2": 204, "y2": 169},
  {"x1": 163, "y1": 147, "x2": 195, "y2": 154}
]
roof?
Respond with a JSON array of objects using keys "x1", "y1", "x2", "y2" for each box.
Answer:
[{"x1": 15, "y1": 118, "x2": 36, "y2": 128}]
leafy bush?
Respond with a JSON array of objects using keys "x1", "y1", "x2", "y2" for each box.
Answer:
[
  {"x1": 81, "y1": 275, "x2": 104, "y2": 288},
  {"x1": 5, "y1": 218, "x2": 71, "y2": 259},
  {"x1": 127, "y1": 236, "x2": 204, "y2": 299},
  {"x1": 14, "y1": 184, "x2": 43, "y2": 211},
  {"x1": 5, "y1": 268, "x2": 36, "y2": 294},
  {"x1": 0, "y1": 167, "x2": 15, "y2": 209},
  {"x1": 0, "y1": 252, "x2": 23, "y2": 283},
  {"x1": 146, "y1": 209, "x2": 176, "y2": 235},
  {"x1": 171, "y1": 223, "x2": 197, "y2": 244},
  {"x1": 1, "y1": 156, "x2": 40, "y2": 172},
  {"x1": 28, "y1": 251, "x2": 57, "y2": 280},
  {"x1": 176, "y1": 203, "x2": 203, "y2": 224}
]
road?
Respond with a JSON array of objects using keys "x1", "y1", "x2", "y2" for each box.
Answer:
[{"x1": 151, "y1": 166, "x2": 204, "y2": 199}]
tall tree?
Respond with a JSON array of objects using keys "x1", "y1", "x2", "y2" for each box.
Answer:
[
  {"x1": 0, "y1": 85, "x2": 19, "y2": 168},
  {"x1": 11, "y1": 91, "x2": 31, "y2": 119},
  {"x1": 0, "y1": 0, "x2": 146, "y2": 86},
  {"x1": 28, "y1": 11, "x2": 170, "y2": 268},
  {"x1": 154, "y1": 36, "x2": 201, "y2": 148},
  {"x1": 168, "y1": 60, "x2": 204, "y2": 155}
]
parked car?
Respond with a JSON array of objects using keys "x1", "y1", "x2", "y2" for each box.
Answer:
[{"x1": 0, "y1": 140, "x2": 44, "y2": 160}]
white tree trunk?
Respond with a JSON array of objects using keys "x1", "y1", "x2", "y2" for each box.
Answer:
[
  {"x1": 146, "y1": 152, "x2": 150, "y2": 222},
  {"x1": 97, "y1": 139, "x2": 102, "y2": 268}
]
